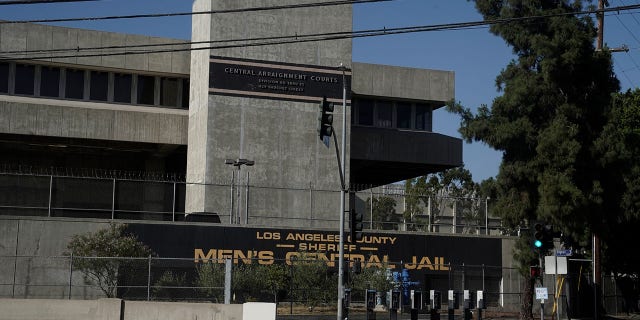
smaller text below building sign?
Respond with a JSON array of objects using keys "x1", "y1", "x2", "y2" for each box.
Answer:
[{"x1": 209, "y1": 56, "x2": 351, "y2": 104}]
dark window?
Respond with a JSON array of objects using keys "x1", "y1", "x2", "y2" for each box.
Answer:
[
  {"x1": 376, "y1": 101, "x2": 393, "y2": 128},
  {"x1": 15, "y1": 64, "x2": 35, "y2": 95},
  {"x1": 181, "y1": 79, "x2": 189, "y2": 109},
  {"x1": 137, "y1": 75, "x2": 155, "y2": 105},
  {"x1": 160, "y1": 77, "x2": 178, "y2": 107},
  {"x1": 0, "y1": 62, "x2": 8, "y2": 93},
  {"x1": 65, "y1": 69, "x2": 85, "y2": 99},
  {"x1": 114, "y1": 73, "x2": 132, "y2": 103},
  {"x1": 415, "y1": 104, "x2": 433, "y2": 131},
  {"x1": 357, "y1": 99, "x2": 374, "y2": 126},
  {"x1": 396, "y1": 102, "x2": 412, "y2": 129},
  {"x1": 90, "y1": 71, "x2": 108, "y2": 101},
  {"x1": 40, "y1": 66, "x2": 61, "y2": 98}
]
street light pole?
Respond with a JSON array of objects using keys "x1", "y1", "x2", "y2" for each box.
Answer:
[
  {"x1": 336, "y1": 63, "x2": 347, "y2": 320},
  {"x1": 224, "y1": 158, "x2": 255, "y2": 224}
]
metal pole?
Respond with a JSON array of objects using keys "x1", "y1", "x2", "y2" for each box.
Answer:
[
  {"x1": 555, "y1": 249, "x2": 559, "y2": 320},
  {"x1": 229, "y1": 171, "x2": 235, "y2": 224},
  {"x1": 593, "y1": 233, "x2": 599, "y2": 320},
  {"x1": 428, "y1": 196, "x2": 432, "y2": 232},
  {"x1": 48, "y1": 175, "x2": 53, "y2": 217},
  {"x1": 224, "y1": 259, "x2": 232, "y2": 304},
  {"x1": 236, "y1": 167, "x2": 241, "y2": 224},
  {"x1": 147, "y1": 255, "x2": 151, "y2": 301},
  {"x1": 172, "y1": 182, "x2": 176, "y2": 222},
  {"x1": 370, "y1": 189, "x2": 373, "y2": 229},
  {"x1": 337, "y1": 64, "x2": 347, "y2": 320},
  {"x1": 111, "y1": 178, "x2": 116, "y2": 220},
  {"x1": 68, "y1": 252, "x2": 73, "y2": 299},
  {"x1": 245, "y1": 170, "x2": 249, "y2": 225},
  {"x1": 485, "y1": 197, "x2": 489, "y2": 235}
]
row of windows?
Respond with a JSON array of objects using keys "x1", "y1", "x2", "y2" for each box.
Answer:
[
  {"x1": 0, "y1": 62, "x2": 189, "y2": 109},
  {"x1": 353, "y1": 98, "x2": 433, "y2": 131}
]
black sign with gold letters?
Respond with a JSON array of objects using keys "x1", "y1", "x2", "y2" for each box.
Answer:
[
  {"x1": 209, "y1": 56, "x2": 351, "y2": 104},
  {"x1": 126, "y1": 223, "x2": 501, "y2": 273}
]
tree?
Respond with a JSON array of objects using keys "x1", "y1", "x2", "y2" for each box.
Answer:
[
  {"x1": 365, "y1": 196, "x2": 399, "y2": 230},
  {"x1": 448, "y1": 1, "x2": 619, "y2": 318},
  {"x1": 290, "y1": 252, "x2": 337, "y2": 311},
  {"x1": 595, "y1": 89, "x2": 640, "y2": 278},
  {"x1": 351, "y1": 263, "x2": 394, "y2": 293},
  {"x1": 67, "y1": 223, "x2": 154, "y2": 298},
  {"x1": 404, "y1": 167, "x2": 482, "y2": 232},
  {"x1": 195, "y1": 261, "x2": 225, "y2": 302}
]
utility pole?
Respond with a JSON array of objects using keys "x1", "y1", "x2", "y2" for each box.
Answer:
[{"x1": 336, "y1": 63, "x2": 348, "y2": 320}]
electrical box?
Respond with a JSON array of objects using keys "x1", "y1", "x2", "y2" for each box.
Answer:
[
  {"x1": 390, "y1": 290, "x2": 401, "y2": 310},
  {"x1": 463, "y1": 290, "x2": 475, "y2": 309},
  {"x1": 410, "y1": 290, "x2": 423, "y2": 310},
  {"x1": 448, "y1": 290, "x2": 460, "y2": 309},
  {"x1": 429, "y1": 290, "x2": 441, "y2": 310},
  {"x1": 366, "y1": 289, "x2": 376, "y2": 310},
  {"x1": 476, "y1": 290, "x2": 485, "y2": 309},
  {"x1": 344, "y1": 288, "x2": 351, "y2": 307}
]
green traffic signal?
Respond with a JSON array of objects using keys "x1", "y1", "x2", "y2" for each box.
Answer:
[{"x1": 534, "y1": 239, "x2": 543, "y2": 248}]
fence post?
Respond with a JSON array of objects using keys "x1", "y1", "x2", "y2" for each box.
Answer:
[
  {"x1": 308, "y1": 182, "x2": 313, "y2": 220},
  {"x1": 245, "y1": 171, "x2": 250, "y2": 224},
  {"x1": 172, "y1": 182, "x2": 176, "y2": 222},
  {"x1": 68, "y1": 252, "x2": 73, "y2": 299},
  {"x1": 229, "y1": 172, "x2": 235, "y2": 224},
  {"x1": 482, "y1": 264, "x2": 486, "y2": 292},
  {"x1": 147, "y1": 255, "x2": 152, "y2": 301},
  {"x1": 224, "y1": 259, "x2": 232, "y2": 304},
  {"x1": 370, "y1": 189, "x2": 374, "y2": 229},
  {"x1": 111, "y1": 178, "x2": 116, "y2": 220},
  {"x1": 48, "y1": 175, "x2": 53, "y2": 217}
]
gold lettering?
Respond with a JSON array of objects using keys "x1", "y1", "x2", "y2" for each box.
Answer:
[
  {"x1": 416, "y1": 256, "x2": 434, "y2": 270},
  {"x1": 194, "y1": 248, "x2": 215, "y2": 263},
  {"x1": 404, "y1": 256, "x2": 417, "y2": 270},
  {"x1": 366, "y1": 255, "x2": 382, "y2": 268},
  {"x1": 258, "y1": 251, "x2": 274, "y2": 265}
]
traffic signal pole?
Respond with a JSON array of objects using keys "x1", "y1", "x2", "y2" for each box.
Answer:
[{"x1": 336, "y1": 64, "x2": 347, "y2": 320}]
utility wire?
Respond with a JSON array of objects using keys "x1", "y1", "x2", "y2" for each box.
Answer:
[
  {"x1": 0, "y1": 0, "x2": 392, "y2": 24},
  {"x1": 2, "y1": 3, "x2": 640, "y2": 61},
  {"x1": 0, "y1": 0, "x2": 97, "y2": 5}
]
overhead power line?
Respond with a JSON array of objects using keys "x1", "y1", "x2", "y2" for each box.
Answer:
[
  {"x1": 2, "y1": 3, "x2": 640, "y2": 61},
  {"x1": 0, "y1": 0, "x2": 392, "y2": 24},
  {"x1": 0, "y1": 0, "x2": 97, "y2": 5}
]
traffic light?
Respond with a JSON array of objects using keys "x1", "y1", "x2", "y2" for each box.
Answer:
[
  {"x1": 349, "y1": 208, "x2": 363, "y2": 242},
  {"x1": 532, "y1": 222, "x2": 553, "y2": 252},
  {"x1": 317, "y1": 97, "x2": 334, "y2": 141},
  {"x1": 530, "y1": 265, "x2": 541, "y2": 279},
  {"x1": 352, "y1": 258, "x2": 362, "y2": 274}
]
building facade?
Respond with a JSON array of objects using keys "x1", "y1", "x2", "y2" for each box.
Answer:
[{"x1": 0, "y1": 0, "x2": 461, "y2": 229}]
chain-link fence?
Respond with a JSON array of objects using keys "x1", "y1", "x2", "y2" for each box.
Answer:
[
  {"x1": 0, "y1": 254, "x2": 519, "y2": 309},
  {"x1": 0, "y1": 172, "x2": 504, "y2": 234}
]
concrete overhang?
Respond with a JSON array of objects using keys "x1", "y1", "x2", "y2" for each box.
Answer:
[
  {"x1": 350, "y1": 127, "x2": 462, "y2": 187},
  {"x1": 349, "y1": 62, "x2": 460, "y2": 187},
  {"x1": 351, "y1": 62, "x2": 454, "y2": 105}
]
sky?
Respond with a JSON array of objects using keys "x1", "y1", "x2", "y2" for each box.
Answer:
[{"x1": 1, "y1": 0, "x2": 638, "y2": 182}]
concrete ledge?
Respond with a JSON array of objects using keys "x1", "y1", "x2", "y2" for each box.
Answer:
[{"x1": 0, "y1": 298, "x2": 268, "y2": 320}]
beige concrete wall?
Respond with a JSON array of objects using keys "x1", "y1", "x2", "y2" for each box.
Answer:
[
  {"x1": 0, "y1": 298, "x2": 269, "y2": 320},
  {"x1": 0, "y1": 23, "x2": 189, "y2": 74},
  {"x1": 0, "y1": 97, "x2": 188, "y2": 145},
  {"x1": 352, "y1": 62, "x2": 455, "y2": 104}
]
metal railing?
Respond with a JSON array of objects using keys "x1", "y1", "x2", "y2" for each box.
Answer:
[
  {"x1": 0, "y1": 171, "x2": 505, "y2": 235},
  {"x1": 0, "y1": 254, "x2": 517, "y2": 309}
]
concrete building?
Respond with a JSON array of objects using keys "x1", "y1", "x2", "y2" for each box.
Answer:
[
  {"x1": 0, "y1": 0, "x2": 460, "y2": 228},
  {"x1": 0, "y1": 0, "x2": 547, "y2": 313}
]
